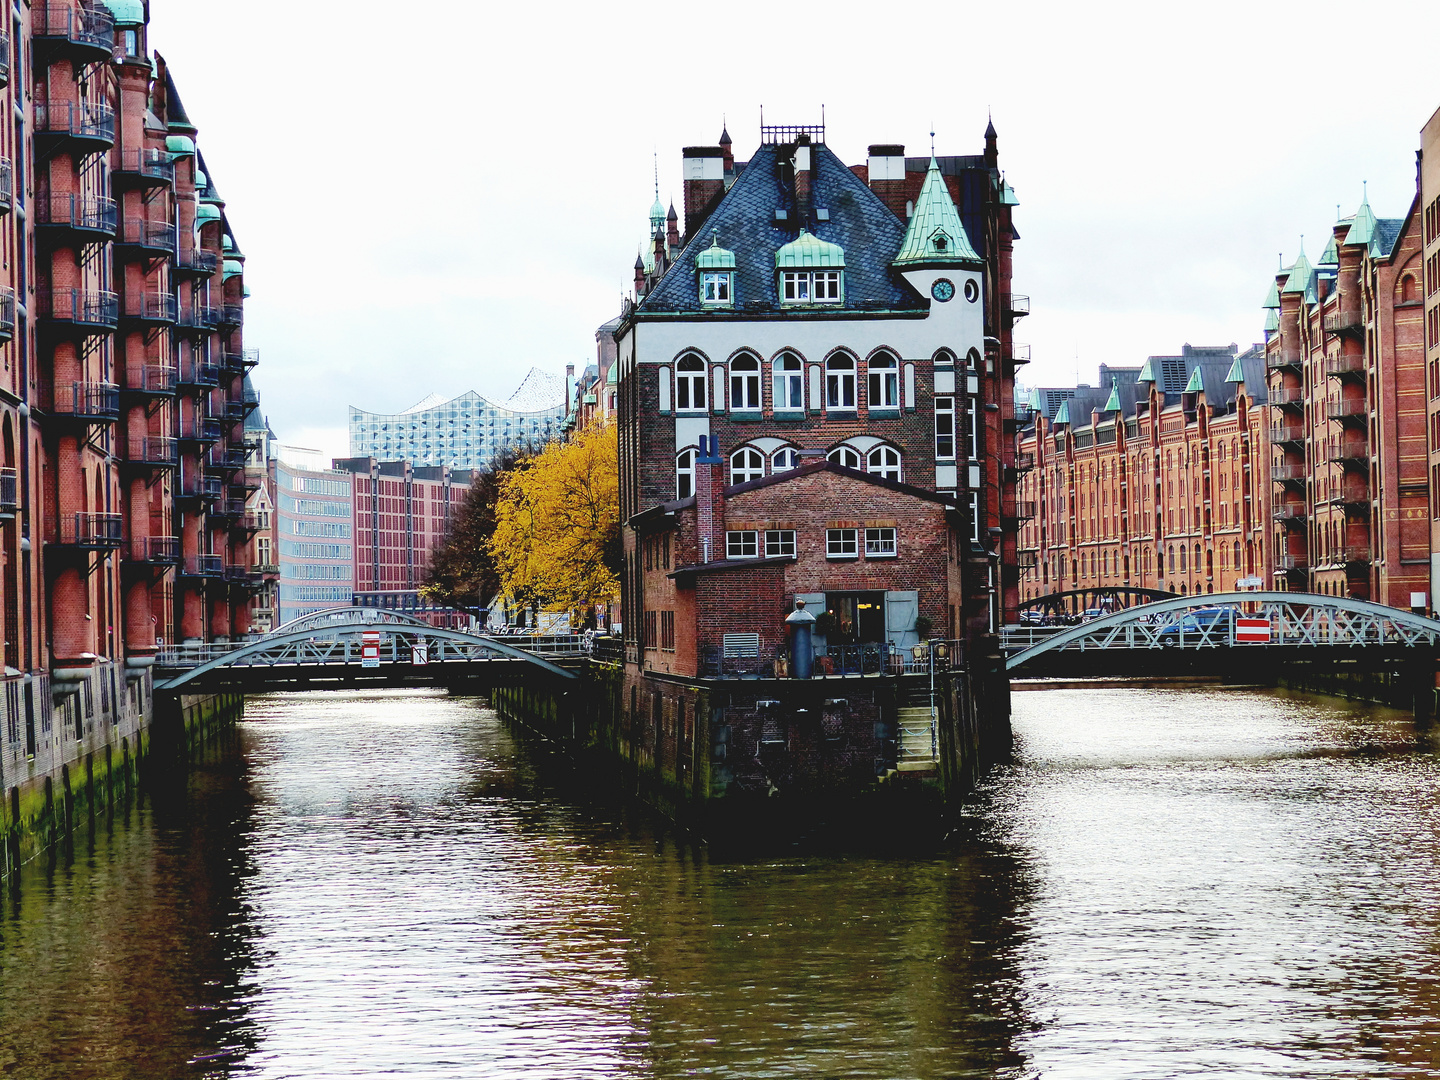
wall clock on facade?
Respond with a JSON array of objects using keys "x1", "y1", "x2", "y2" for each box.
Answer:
[{"x1": 931, "y1": 278, "x2": 955, "y2": 302}]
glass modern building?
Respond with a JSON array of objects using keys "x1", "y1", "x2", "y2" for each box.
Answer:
[
  {"x1": 348, "y1": 367, "x2": 569, "y2": 469},
  {"x1": 275, "y1": 454, "x2": 355, "y2": 624}
]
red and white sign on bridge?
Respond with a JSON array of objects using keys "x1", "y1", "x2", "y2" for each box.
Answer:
[{"x1": 1235, "y1": 617, "x2": 1272, "y2": 643}]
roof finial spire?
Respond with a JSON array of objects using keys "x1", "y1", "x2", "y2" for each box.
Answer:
[
  {"x1": 930, "y1": 124, "x2": 935, "y2": 157},
  {"x1": 653, "y1": 152, "x2": 659, "y2": 203}
]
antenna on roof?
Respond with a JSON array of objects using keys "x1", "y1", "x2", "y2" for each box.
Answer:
[
  {"x1": 930, "y1": 125, "x2": 935, "y2": 156},
  {"x1": 653, "y1": 153, "x2": 659, "y2": 202}
]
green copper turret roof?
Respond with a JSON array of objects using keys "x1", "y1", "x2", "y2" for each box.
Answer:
[
  {"x1": 1318, "y1": 235, "x2": 1339, "y2": 265},
  {"x1": 1053, "y1": 399, "x2": 1071, "y2": 426},
  {"x1": 1344, "y1": 196, "x2": 1376, "y2": 248},
  {"x1": 695, "y1": 232, "x2": 736, "y2": 271},
  {"x1": 195, "y1": 203, "x2": 221, "y2": 226},
  {"x1": 649, "y1": 195, "x2": 665, "y2": 232},
  {"x1": 222, "y1": 259, "x2": 244, "y2": 281},
  {"x1": 775, "y1": 229, "x2": 845, "y2": 269},
  {"x1": 1103, "y1": 378, "x2": 1122, "y2": 413},
  {"x1": 1262, "y1": 280, "x2": 1281, "y2": 310},
  {"x1": 165, "y1": 134, "x2": 195, "y2": 156},
  {"x1": 1264, "y1": 309, "x2": 1280, "y2": 334},
  {"x1": 893, "y1": 158, "x2": 981, "y2": 268},
  {"x1": 101, "y1": 0, "x2": 145, "y2": 24},
  {"x1": 1184, "y1": 365, "x2": 1205, "y2": 393},
  {"x1": 1137, "y1": 356, "x2": 1159, "y2": 383},
  {"x1": 1224, "y1": 355, "x2": 1246, "y2": 383},
  {"x1": 1281, "y1": 249, "x2": 1312, "y2": 295}
]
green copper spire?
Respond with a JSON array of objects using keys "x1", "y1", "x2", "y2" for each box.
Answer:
[
  {"x1": 1262, "y1": 280, "x2": 1281, "y2": 310},
  {"x1": 1281, "y1": 248, "x2": 1311, "y2": 295},
  {"x1": 1184, "y1": 365, "x2": 1205, "y2": 394},
  {"x1": 1103, "y1": 377, "x2": 1122, "y2": 413},
  {"x1": 1052, "y1": 399, "x2": 1071, "y2": 426},
  {"x1": 893, "y1": 158, "x2": 981, "y2": 267},
  {"x1": 1344, "y1": 193, "x2": 1376, "y2": 248},
  {"x1": 1137, "y1": 356, "x2": 1159, "y2": 383},
  {"x1": 1318, "y1": 234, "x2": 1339, "y2": 265},
  {"x1": 1224, "y1": 355, "x2": 1246, "y2": 384},
  {"x1": 1264, "y1": 308, "x2": 1280, "y2": 334}
]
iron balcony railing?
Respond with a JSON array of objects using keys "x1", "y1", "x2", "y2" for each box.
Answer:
[
  {"x1": 1272, "y1": 503, "x2": 1307, "y2": 521},
  {"x1": 114, "y1": 147, "x2": 175, "y2": 186},
  {"x1": 210, "y1": 498, "x2": 245, "y2": 519},
  {"x1": 1328, "y1": 440, "x2": 1368, "y2": 465},
  {"x1": 1324, "y1": 354, "x2": 1366, "y2": 378},
  {"x1": 181, "y1": 553, "x2": 224, "y2": 577},
  {"x1": 1012, "y1": 500, "x2": 1038, "y2": 519},
  {"x1": 1008, "y1": 294, "x2": 1030, "y2": 317},
  {"x1": 174, "y1": 246, "x2": 219, "y2": 275},
  {"x1": 121, "y1": 291, "x2": 178, "y2": 323},
  {"x1": 125, "y1": 363, "x2": 178, "y2": 395},
  {"x1": 0, "y1": 31, "x2": 10, "y2": 88},
  {"x1": 176, "y1": 359, "x2": 220, "y2": 388},
  {"x1": 34, "y1": 98, "x2": 115, "y2": 147},
  {"x1": 1269, "y1": 386, "x2": 1305, "y2": 407},
  {"x1": 36, "y1": 191, "x2": 117, "y2": 235},
  {"x1": 218, "y1": 303, "x2": 244, "y2": 327},
  {"x1": 1323, "y1": 311, "x2": 1364, "y2": 336},
  {"x1": 118, "y1": 218, "x2": 177, "y2": 253},
  {"x1": 1324, "y1": 490, "x2": 1371, "y2": 513},
  {"x1": 34, "y1": 4, "x2": 116, "y2": 55},
  {"x1": 1275, "y1": 554, "x2": 1308, "y2": 571},
  {"x1": 39, "y1": 287, "x2": 119, "y2": 327},
  {"x1": 128, "y1": 536, "x2": 180, "y2": 564},
  {"x1": 1326, "y1": 399, "x2": 1366, "y2": 421},
  {"x1": 0, "y1": 159, "x2": 12, "y2": 213},
  {"x1": 176, "y1": 303, "x2": 221, "y2": 330},
  {"x1": 1271, "y1": 463, "x2": 1307, "y2": 483},
  {"x1": 1266, "y1": 352, "x2": 1302, "y2": 371},
  {"x1": 1270, "y1": 424, "x2": 1305, "y2": 444},
  {"x1": 179, "y1": 417, "x2": 223, "y2": 443},
  {"x1": 1339, "y1": 545, "x2": 1372, "y2": 565},
  {"x1": 44, "y1": 380, "x2": 119, "y2": 420},
  {"x1": 0, "y1": 286, "x2": 14, "y2": 342},
  {"x1": 1016, "y1": 548, "x2": 1038, "y2": 570},
  {"x1": 0, "y1": 467, "x2": 15, "y2": 516},
  {"x1": 1011, "y1": 343, "x2": 1032, "y2": 363},
  {"x1": 126, "y1": 435, "x2": 178, "y2": 466},
  {"x1": 224, "y1": 565, "x2": 262, "y2": 585},
  {"x1": 1014, "y1": 451, "x2": 1035, "y2": 471},
  {"x1": 54, "y1": 511, "x2": 123, "y2": 548},
  {"x1": 232, "y1": 512, "x2": 262, "y2": 534},
  {"x1": 179, "y1": 473, "x2": 223, "y2": 501}
]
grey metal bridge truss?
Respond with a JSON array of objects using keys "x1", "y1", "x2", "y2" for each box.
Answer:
[
  {"x1": 155, "y1": 619, "x2": 580, "y2": 691},
  {"x1": 1018, "y1": 586, "x2": 1179, "y2": 613},
  {"x1": 1004, "y1": 591, "x2": 1440, "y2": 672}
]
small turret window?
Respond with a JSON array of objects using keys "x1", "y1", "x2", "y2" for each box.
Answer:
[{"x1": 701, "y1": 272, "x2": 732, "y2": 305}]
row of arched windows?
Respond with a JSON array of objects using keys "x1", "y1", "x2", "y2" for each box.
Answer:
[{"x1": 675, "y1": 440, "x2": 904, "y2": 496}]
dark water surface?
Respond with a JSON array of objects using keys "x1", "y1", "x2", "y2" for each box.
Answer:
[{"x1": 3, "y1": 686, "x2": 1440, "y2": 1078}]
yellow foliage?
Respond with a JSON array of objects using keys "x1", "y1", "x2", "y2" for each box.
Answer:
[{"x1": 489, "y1": 419, "x2": 620, "y2": 611}]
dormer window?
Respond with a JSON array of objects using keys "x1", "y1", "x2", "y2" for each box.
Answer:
[
  {"x1": 781, "y1": 271, "x2": 841, "y2": 304},
  {"x1": 700, "y1": 271, "x2": 732, "y2": 305},
  {"x1": 695, "y1": 232, "x2": 737, "y2": 308},
  {"x1": 774, "y1": 229, "x2": 845, "y2": 307}
]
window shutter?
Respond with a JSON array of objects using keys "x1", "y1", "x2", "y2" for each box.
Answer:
[{"x1": 885, "y1": 590, "x2": 919, "y2": 647}]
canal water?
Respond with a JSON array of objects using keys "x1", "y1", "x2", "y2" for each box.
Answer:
[{"x1": 3, "y1": 685, "x2": 1440, "y2": 1078}]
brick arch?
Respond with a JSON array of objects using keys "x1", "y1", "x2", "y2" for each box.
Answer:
[
  {"x1": 820, "y1": 345, "x2": 858, "y2": 366},
  {"x1": 724, "y1": 346, "x2": 762, "y2": 365},
  {"x1": 863, "y1": 344, "x2": 900, "y2": 363},
  {"x1": 766, "y1": 345, "x2": 809, "y2": 364},
  {"x1": 671, "y1": 346, "x2": 714, "y2": 366}
]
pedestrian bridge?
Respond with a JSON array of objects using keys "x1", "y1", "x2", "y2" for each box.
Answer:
[
  {"x1": 1003, "y1": 591, "x2": 1440, "y2": 673},
  {"x1": 153, "y1": 615, "x2": 585, "y2": 692}
]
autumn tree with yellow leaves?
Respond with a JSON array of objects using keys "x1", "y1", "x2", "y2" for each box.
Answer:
[{"x1": 489, "y1": 419, "x2": 620, "y2": 616}]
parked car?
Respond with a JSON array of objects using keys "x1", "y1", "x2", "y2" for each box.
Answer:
[
  {"x1": 1019, "y1": 610, "x2": 1044, "y2": 626},
  {"x1": 1156, "y1": 606, "x2": 1234, "y2": 644},
  {"x1": 1082, "y1": 608, "x2": 1110, "y2": 622}
]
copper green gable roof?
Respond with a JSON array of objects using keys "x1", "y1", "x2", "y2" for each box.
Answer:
[
  {"x1": 1262, "y1": 280, "x2": 1281, "y2": 310},
  {"x1": 999, "y1": 180, "x2": 1019, "y2": 206},
  {"x1": 893, "y1": 158, "x2": 981, "y2": 267},
  {"x1": 1027, "y1": 387, "x2": 1046, "y2": 410},
  {"x1": 1281, "y1": 250, "x2": 1311, "y2": 294},
  {"x1": 1184, "y1": 365, "x2": 1205, "y2": 393},
  {"x1": 1103, "y1": 378, "x2": 1122, "y2": 412},
  {"x1": 1052, "y1": 399, "x2": 1071, "y2": 426},
  {"x1": 1344, "y1": 197, "x2": 1376, "y2": 248},
  {"x1": 101, "y1": 0, "x2": 145, "y2": 24},
  {"x1": 1264, "y1": 308, "x2": 1280, "y2": 333},
  {"x1": 1137, "y1": 356, "x2": 1159, "y2": 383},
  {"x1": 1224, "y1": 355, "x2": 1247, "y2": 384},
  {"x1": 1318, "y1": 235, "x2": 1339, "y2": 265},
  {"x1": 775, "y1": 229, "x2": 845, "y2": 269},
  {"x1": 694, "y1": 233, "x2": 736, "y2": 270}
]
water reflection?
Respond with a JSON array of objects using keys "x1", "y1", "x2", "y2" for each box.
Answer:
[{"x1": 3, "y1": 686, "x2": 1440, "y2": 1077}]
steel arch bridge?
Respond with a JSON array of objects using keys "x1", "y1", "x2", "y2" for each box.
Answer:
[
  {"x1": 1004, "y1": 591, "x2": 1440, "y2": 673},
  {"x1": 1017, "y1": 587, "x2": 1179, "y2": 614},
  {"x1": 269, "y1": 607, "x2": 434, "y2": 635},
  {"x1": 154, "y1": 617, "x2": 579, "y2": 692}
]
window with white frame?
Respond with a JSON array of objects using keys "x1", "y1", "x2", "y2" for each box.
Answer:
[
  {"x1": 864, "y1": 527, "x2": 897, "y2": 557},
  {"x1": 781, "y1": 270, "x2": 841, "y2": 304},
  {"x1": 730, "y1": 354, "x2": 761, "y2": 410},
  {"x1": 700, "y1": 271, "x2": 732, "y2": 305},
  {"x1": 935, "y1": 397, "x2": 956, "y2": 459},
  {"x1": 867, "y1": 445, "x2": 902, "y2": 481},
  {"x1": 676, "y1": 448, "x2": 695, "y2": 499},
  {"x1": 730, "y1": 446, "x2": 764, "y2": 484},
  {"x1": 773, "y1": 352, "x2": 804, "y2": 411},
  {"x1": 828, "y1": 445, "x2": 861, "y2": 470},
  {"x1": 826, "y1": 528, "x2": 858, "y2": 558},
  {"x1": 967, "y1": 492, "x2": 980, "y2": 542},
  {"x1": 765, "y1": 529, "x2": 796, "y2": 556},
  {"x1": 826, "y1": 354, "x2": 856, "y2": 410},
  {"x1": 676, "y1": 355, "x2": 706, "y2": 413},
  {"x1": 726, "y1": 530, "x2": 758, "y2": 558},
  {"x1": 967, "y1": 395, "x2": 979, "y2": 459},
  {"x1": 868, "y1": 352, "x2": 899, "y2": 409},
  {"x1": 772, "y1": 446, "x2": 799, "y2": 471}
]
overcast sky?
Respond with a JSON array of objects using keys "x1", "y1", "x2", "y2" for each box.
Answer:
[{"x1": 151, "y1": 0, "x2": 1440, "y2": 460}]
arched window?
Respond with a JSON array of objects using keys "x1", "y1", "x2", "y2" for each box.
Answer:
[
  {"x1": 826, "y1": 354, "x2": 856, "y2": 410},
  {"x1": 1234, "y1": 541, "x2": 1241, "y2": 571},
  {"x1": 676, "y1": 355, "x2": 706, "y2": 413},
  {"x1": 1206, "y1": 549, "x2": 1213, "y2": 577},
  {"x1": 828, "y1": 445, "x2": 861, "y2": 470},
  {"x1": 1194, "y1": 544, "x2": 1202, "y2": 572},
  {"x1": 868, "y1": 352, "x2": 898, "y2": 409},
  {"x1": 1402, "y1": 275, "x2": 1418, "y2": 303},
  {"x1": 772, "y1": 353, "x2": 804, "y2": 411},
  {"x1": 772, "y1": 447, "x2": 800, "y2": 472},
  {"x1": 730, "y1": 354, "x2": 760, "y2": 410},
  {"x1": 866, "y1": 444, "x2": 901, "y2": 481},
  {"x1": 730, "y1": 446, "x2": 764, "y2": 484},
  {"x1": 965, "y1": 347, "x2": 981, "y2": 370},
  {"x1": 675, "y1": 448, "x2": 695, "y2": 499},
  {"x1": 1179, "y1": 545, "x2": 1187, "y2": 571},
  {"x1": 934, "y1": 349, "x2": 956, "y2": 367}
]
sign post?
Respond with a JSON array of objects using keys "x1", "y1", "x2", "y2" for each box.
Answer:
[
  {"x1": 361, "y1": 629, "x2": 381, "y2": 669},
  {"x1": 411, "y1": 636, "x2": 429, "y2": 666}
]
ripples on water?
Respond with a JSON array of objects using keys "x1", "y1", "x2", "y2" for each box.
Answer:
[{"x1": 1, "y1": 685, "x2": 1439, "y2": 1078}]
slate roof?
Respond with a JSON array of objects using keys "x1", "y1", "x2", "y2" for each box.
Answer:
[{"x1": 639, "y1": 143, "x2": 932, "y2": 315}]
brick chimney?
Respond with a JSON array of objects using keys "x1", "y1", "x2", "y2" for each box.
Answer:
[
  {"x1": 633, "y1": 252, "x2": 645, "y2": 298},
  {"x1": 666, "y1": 202, "x2": 680, "y2": 254},
  {"x1": 867, "y1": 144, "x2": 908, "y2": 219},
  {"x1": 719, "y1": 124, "x2": 733, "y2": 173},
  {"x1": 793, "y1": 135, "x2": 813, "y2": 224},
  {"x1": 695, "y1": 434, "x2": 725, "y2": 563},
  {"x1": 682, "y1": 146, "x2": 726, "y2": 244}
]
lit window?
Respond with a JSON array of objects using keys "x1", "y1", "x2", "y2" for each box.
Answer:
[
  {"x1": 730, "y1": 447, "x2": 764, "y2": 484},
  {"x1": 826, "y1": 528, "x2": 858, "y2": 558},
  {"x1": 868, "y1": 353, "x2": 898, "y2": 409},
  {"x1": 765, "y1": 530, "x2": 796, "y2": 556},
  {"x1": 935, "y1": 397, "x2": 956, "y2": 459},
  {"x1": 676, "y1": 448, "x2": 695, "y2": 499},
  {"x1": 676, "y1": 355, "x2": 706, "y2": 413},
  {"x1": 828, "y1": 446, "x2": 861, "y2": 470},
  {"x1": 826, "y1": 354, "x2": 856, "y2": 410},
  {"x1": 726, "y1": 530, "x2": 758, "y2": 559},
  {"x1": 773, "y1": 352, "x2": 804, "y2": 411},
  {"x1": 864, "y1": 528, "x2": 897, "y2": 557},
  {"x1": 867, "y1": 445, "x2": 901, "y2": 481},
  {"x1": 730, "y1": 354, "x2": 761, "y2": 410},
  {"x1": 700, "y1": 271, "x2": 732, "y2": 305},
  {"x1": 772, "y1": 447, "x2": 799, "y2": 471}
]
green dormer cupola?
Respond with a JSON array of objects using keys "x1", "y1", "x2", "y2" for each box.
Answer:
[
  {"x1": 1184, "y1": 365, "x2": 1205, "y2": 394},
  {"x1": 775, "y1": 230, "x2": 845, "y2": 269},
  {"x1": 695, "y1": 232, "x2": 735, "y2": 270},
  {"x1": 696, "y1": 232, "x2": 736, "y2": 306},
  {"x1": 893, "y1": 158, "x2": 981, "y2": 267},
  {"x1": 1103, "y1": 378, "x2": 1123, "y2": 413},
  {"x1": 776, "y1": 230, "x2": 845, "y2": 305}
]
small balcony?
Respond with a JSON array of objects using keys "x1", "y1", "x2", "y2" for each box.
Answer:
[
  {"x1": 1323, "y1": 489, "x2": 1371, "y2": 516},
  {"x1": 0, "y1": 159, "x2": 12, "y2": 215},
  {"x1": 38, "y1": 287, "x2": 119, "y2": 331},
  {"x1": 224, "y1": 565, "x2": 263, "y2": 587},
  {"x1": 0, "y1": 467, "x2": 16, "y2": 519},
  {"x1": 210, "y1": 498, "x2": 246, "y2": 521},
  {"x1": 43, "y1": 381, "x2": 119, "y2": 423},
  {"x1": 0, "y1": 31, "x2": 10, "y2": 89},
  {"x1": 175, "y1": 359, "x2": 220, "y2": 390},
  {"x1": 1323, "y1": 311, "x2": 1364, "y2": 339},
  {"x1": 231, "y1": 512, "x2": 262, "y2": 536},
  {"x1": 127, "y1": 536, "x2": 180, "y2": 565},
  {"x1": 33, "y1": 5, "x2": 116, "y2": 66},
  {"x1": 175, "y1": 303, "x2": 220, "y2": 334},
  {"x1": 173, "y1": 246, "x2": 219, "y2": 277},
  {"x1": 1266, "y1": 351, "x2": 1302, "y2": 372},
  {"x1": 1324, "y1": 353, "x2": 1366, "y2": 379},
  {"x1": 1008, "y1": 294, "x2": 1030, "y2": 320},
  {"x1": 1270, "y1": 424, "x2": 1305, "y2": 447},
  {"x1": 116, "y1": 218, "x2": 177, "y2": 260},
  {"x1": 0, "y1": 286, "x2": 15, "y2": 344},
  {"x1": 35, "y1": 192, "x2": 117, "y2": 245},
  {"x1": 177, "y1": 473, "x2": 223, "y2": 502},
  {"x1": 206, "y1": 446, "x2": 247, "y2": 472},
  {"x1": 1326, "y1": 399, "x2": 1367, "y2": 426},
  {"x1": 1272, "y1": 503, "x2": 1307, "y2": 523},
  {"x1": 178, "y1": 417, "x2": 223, "y2": 445},
  {"x1": 1339, "y1": 544, "x2": 1371, "y2": 566},
  {"x1": 179, "y1": 553, "x2": 224, "y2": 578},
  {"x1": 1014, "y1": 451, "x2": 1035, "y2": 472},
  {"x1": 124, "y1": 435, "x2": 178, "y2": 468},
  {"x1": 226, "y1": 348, "x2": 260, "y2": 372},
  {"x1": 1269, "y1": 386, "x2": 1305, "y2": 409},
  {"x1": 217, "y1": 303, "x2": 244, "y2": 329},
  {"x1": 1016, "y1": 548, "x2": 1038, "y2": 570},
  {"x1": 113, "y1": 148, "x2": 175, "y2": 190},
  {"x1": 34, "y1": 98, "x2": 115, "y2": 158},
  {"x1": 1275, "y1": 553, "x2": 1308, "y2": 572},
  {"x1": 1328, "y1": 440, "x2": 1368, "y2": 469},
  {"x1": 120, "y1": 291, "x2": 178, "y2": 326},
  {"x1": 1010, "y1": 343, "x2": 1032, "y2": 364},
  {"x1": 52, "y1": 511, "x2": 123, "y2": 550},
  {"x1": 121, "y1": 364, "x2": 178, "y2": 397}
]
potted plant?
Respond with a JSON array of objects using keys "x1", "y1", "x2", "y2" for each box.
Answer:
[{"x1": 912, "y1": 616, "x2": 934, "y2": 664}]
